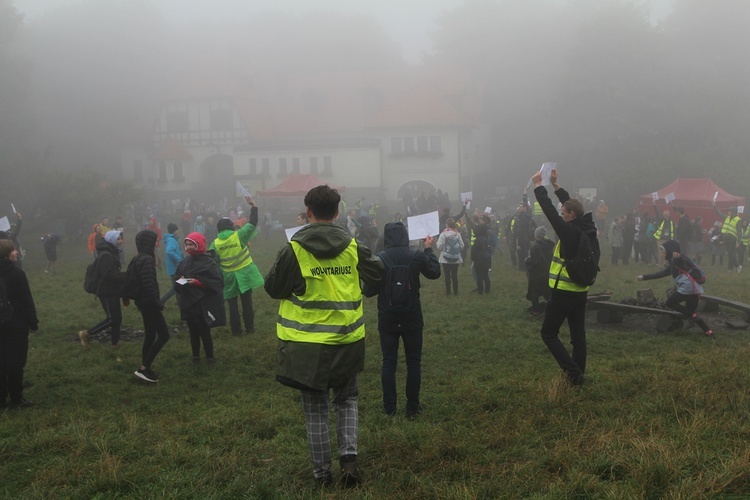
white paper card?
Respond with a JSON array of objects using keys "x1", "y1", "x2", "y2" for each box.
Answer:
[
  {"x1": 540, "y1": 162, "x2": 556, "y2": 186},
  {"x1": 407, "y1": 211, "x2": 439, "y2": 241},
  {"x1": 664, "y1": 192, "x2": 676, "y2": 204},
  {"x1": 285, "y1": 225, "x2": 307, "y2": 242},
  {"x1": 461, "y1": 191, "x2": 472, "y2": 203},
  {"x1": 713, "y1": 191, "x2": 719, "y2": 203},
  {"x1": 738, "y1": 206, "x2": 745, "y2": 214},
  {"x1": 11, "y1": 203, "x2": 16, "y2": 214},
  {"x1": 236, "y1": 181, "x2": 251, "y2": 198},
  {"x1": 652, "y1": 192, "x2": 659, "y2": 201},
  {"x1": 175, "y1": 277, "x2": 189, "y2": 285},
  {"x1": 485, "y1": 207, "x2": 492, "y2": 214},
  {"x1": 0, "y1": 216, "x2": 9, "y2": 231}
]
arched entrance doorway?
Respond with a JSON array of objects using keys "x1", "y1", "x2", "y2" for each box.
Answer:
[{"x1": 397, "y1": 179, "x2": 437, "y2": 215}]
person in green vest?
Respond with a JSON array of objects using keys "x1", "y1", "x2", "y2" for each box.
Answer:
[
  {"x1": 737, "y1": 219, "x2": 749, "y2": 273},
  {"x1": 532, "y1": 168, "x2": 600, "y2": 387},
  {"x1": 209, "y1": 196, "x2": 264, "y2": 336},
  {"x1": 264, "y1": 185, "x2": 384, "y2": 487},
  {"x1": 712, "y1": 203, "x2": 742, "y2": 272}
]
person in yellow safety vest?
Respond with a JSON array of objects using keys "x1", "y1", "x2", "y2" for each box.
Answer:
[
  {"x1": 652, "y1": 208, "x2": 675, "y2": 242},
  {"x1": 264, "y1": 185, "x2": 384, "y2": 487},
  {"x1": 532, "y1": 168, "x2": 599, "y2": 387},
  {"x1": 209, "y1": 195, "x2": 264, "y2": 336},
  {"x1": 737, "y1": 219, "x2": 750, "y2": 273},
  {"x1": 713, "y1": 202, "x2": 742, "y2": 271}
]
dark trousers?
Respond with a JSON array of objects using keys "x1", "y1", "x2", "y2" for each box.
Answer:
[
  {"x1": 541, "y1": 290, "x2": 587, "y2": 383},
  {"x1": 665, "y1": 291, "x2": 711, "y2": 333},
  {"x1": 724, "y1": 236, "x2": 738, "y2": 269},
  {"x1": 379, "y1": 327, "x2": 423, "y2": 415},
  {"x1": 227, "y1": 289, "x2": 254, "y2": 335},
  {"x1": 474, "y1": 262, "x2": 491, "y2": 294},
  {"x1": 611, "y1": 246, "x2": 621, "y2": 265},
  {"x1": 738, "y1": 244, "x2": 747, "y2": 267},
  {"x1": 188, "y1": 318, "x2": 214, "y2": 359},
  {"x1": 0, "y1": 331, "x2": 29, "y2": 404},
  {"x1": 139, "y1": 305, "x2": 170, "y2": 369},
  {"x1": 88, "y1": 295, "x2": 122, "y2": 345},
  {"x1": 621, "y1": 237, "x2": 633, "y2": 264},
  {"x1": 442, "y1": 263, "x2": 459, "y2": 295}
]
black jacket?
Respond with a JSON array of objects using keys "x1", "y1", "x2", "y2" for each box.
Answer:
[
  {"x1": 534, "y1": 185, "x2": 600, "y2": 266},
  {"x1": 94, "y1": 239, "x2": 123, "y2": 297},
  {"x1": 364, "y1": 222, "x2": 441, "y2": 330},
  {"x1": 174, "y1": 253, "x2": 226, "y2": 327},
  {"x1": 132, "y1": 230, "x2": 161, "y2": 310},
  {"x1": 0, "y1": 259, "x2": 38, "y2": 334},
  {"x1": 471, "y1": 223, "x2": 493, "y2": 267}
]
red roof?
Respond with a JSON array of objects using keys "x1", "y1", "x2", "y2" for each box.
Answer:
[
  {"x1": 256, "y1": 174, "x2": 345, "y2": 197},
  {"x1": 638, "y1": 178, "x2": 743, "y2": 206}
]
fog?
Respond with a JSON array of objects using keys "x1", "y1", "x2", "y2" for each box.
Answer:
[{"x1": 2, "y1": 0, "x2": 749, "y2": 223}]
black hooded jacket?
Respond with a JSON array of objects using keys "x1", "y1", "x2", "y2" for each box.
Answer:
[
  {"x1": 534, "y1": 185, "x2": 600, "y2": 277},
  {"x1": 94, "y1": 238, "x2": 123, "y2": 297},
  {"x1": 0, "y1": 258, "x2": 38, "y2": 334},
  {"x1": 132, "y1": 230, "x2": 161, "y2": 309},
  {"x1": 364, "y1": 222, "x2": 441, "y2": 330}
]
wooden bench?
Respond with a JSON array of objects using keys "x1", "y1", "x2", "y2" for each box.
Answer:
[
  {"x1": 700, "y1": 295, "x2": 750, "y2": 322},
  {"x1": 588, "y1": 301, "x2": 685, "y2": 332}
]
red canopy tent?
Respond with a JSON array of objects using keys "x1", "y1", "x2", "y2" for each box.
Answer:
[
  {"x1": 256, "y1": 174, "x2": 345, "y2": 197},
  {"x1": 637, "y1": 178, "x2": 745, "y2": 231}
]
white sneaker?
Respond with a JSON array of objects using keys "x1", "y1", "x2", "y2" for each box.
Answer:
[{"x1": 737, "y1": 265, "x2": 742, "y2": 273}]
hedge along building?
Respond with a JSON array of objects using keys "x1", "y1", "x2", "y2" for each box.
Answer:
[{"x1": 120, "y1": 67, "x2": 491, "y2": 217}]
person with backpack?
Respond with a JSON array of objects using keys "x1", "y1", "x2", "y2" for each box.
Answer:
[
  {"x1": 78, "y1": 230, "x2": 125, "y2": 349},
  {"x1": 174, "y1": 232, "x2": 225, "y2": 364},
  {"x1": 364, "y1": 221, "x2": 440, "y2": 420},
  {"x1": 470, "y1": 217, "x2": 493, "y2": 295},
  {"x1": 131, "y1": 229, "x2": 171, "y2": 383},
  {"x1": 436, "y1": 218, "x2": 465, "y2": 296},
  {"x1": 0, "y1": 239, "x2": 39, "y2": 409},
  {"x1": 264, "y1": 185, "x2": 384, "y2": 487},
  {"x1": 533, "y1": 169, "x2": 600, "y2": 387},
  {"x1": 637, "y1": 239, "x2": 713, "y2": 337}
]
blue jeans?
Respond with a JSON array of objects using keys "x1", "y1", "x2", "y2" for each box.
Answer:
[{"x1": 379, "y1": 327, "x2": 422, "y2": 415}]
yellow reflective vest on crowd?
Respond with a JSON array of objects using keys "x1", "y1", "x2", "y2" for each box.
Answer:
[
  {"x1": 277, "y1": 239, "x2": 365, "y2": 345},
  {"x1": 653, "y1": 220, "x2": 674, "y2": 240},
  {"x1": 214, "y1": 231, "x2": 253, "y2": 273},
  {"x1": 721, "y1": 215, "x2": 740, "y2": 239},
  {"x1": 548, "y1": 241, "x2": 589, "y2": 292}
]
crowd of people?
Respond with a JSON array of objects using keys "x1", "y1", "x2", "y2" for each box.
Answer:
[{"x1": 1, "y1": 172, "x2": 746, "y2": 487}]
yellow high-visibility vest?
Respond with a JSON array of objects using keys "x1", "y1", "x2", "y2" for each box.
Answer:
[
  {"x1": 214, "y1": 231, "x2": 253, "y2": 273},
  {"x1": 653, "y1": 220, "x2": 674, "y2": 240},
  {"x1": 721, "y1": 215, "x2": 740, "y2": 239},
  {"x1": 277, "y1": 239, "x2": 365, "y2": 345},
  {"x1": 548, "y1": 241, "x2": 589, "y2": 292}
]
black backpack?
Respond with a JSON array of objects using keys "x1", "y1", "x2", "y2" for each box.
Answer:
[
  {"x1": 565, "y1": 230, "x2": 600, "y2": 287},
  {"x1": 83, "y1": 257, "x2": 100, "y2": 294},
  {"x1": 380, "y1": 250, "x2": 416, "y2": 313},
  {"x1": 0, "y1": 277, "x2": 13, "y2": 324}
]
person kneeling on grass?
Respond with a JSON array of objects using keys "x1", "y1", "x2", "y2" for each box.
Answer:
[
  {"x1": 637, "y1": 239, "x2": 713, "y2": 337},
  {"x1": 174, "y1": 232, "x2": 225, "y2": 364},
  {"x1": 131, "y1": 229, "x2": 171, "y2": 383}
]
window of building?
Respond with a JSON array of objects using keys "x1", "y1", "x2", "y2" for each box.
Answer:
[
  {"x1": 322, "y1": 156, "x2": 333, "y2": 176},
  {"x1": 309, "y1": 156, "x2": 319, "y2": 175},
  {"x1": 430, "y1": 136, "x2": 442, "y2": 154},
  {"x1": 133, "y1": 160, "x2": 143, "y2": 183},
  {"x1": 158, "y1": 161, "x2": 167, "y2": 182},
  {"x1": 417, "y1": 136, "x2": 429, "y2": 153},
  {"x1": 391, "y1": 137, "x2": 403, "y2": 155},
  {"x1": 173, "y1": 161, "x2": 184, "y2": 182},
  {"x1": 210, "y1": 108, "x2": 233, "y2": 131},
  {"x1": 279, "y1": 158, "x2": 288, "y2": 177},
  {"x1": 262, "y1": 158, "x2": 270, "y2": 177},
  {"x1": 403, "y1": 137, "x2": 415, "y2": 153},
  {"x1": 249, "y1": 158, "x2": 257, "y2": 176},
  {"x1": 292, "y1": 157, "x2": 301, "y2": 174},
  {"x1": 166, "y1": 111, "x2": 189, "y2": 133}
]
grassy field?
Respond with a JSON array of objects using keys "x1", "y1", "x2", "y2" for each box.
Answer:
[{"x1": 2, "y1": 229, "x2": 750, "y2": 499}]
